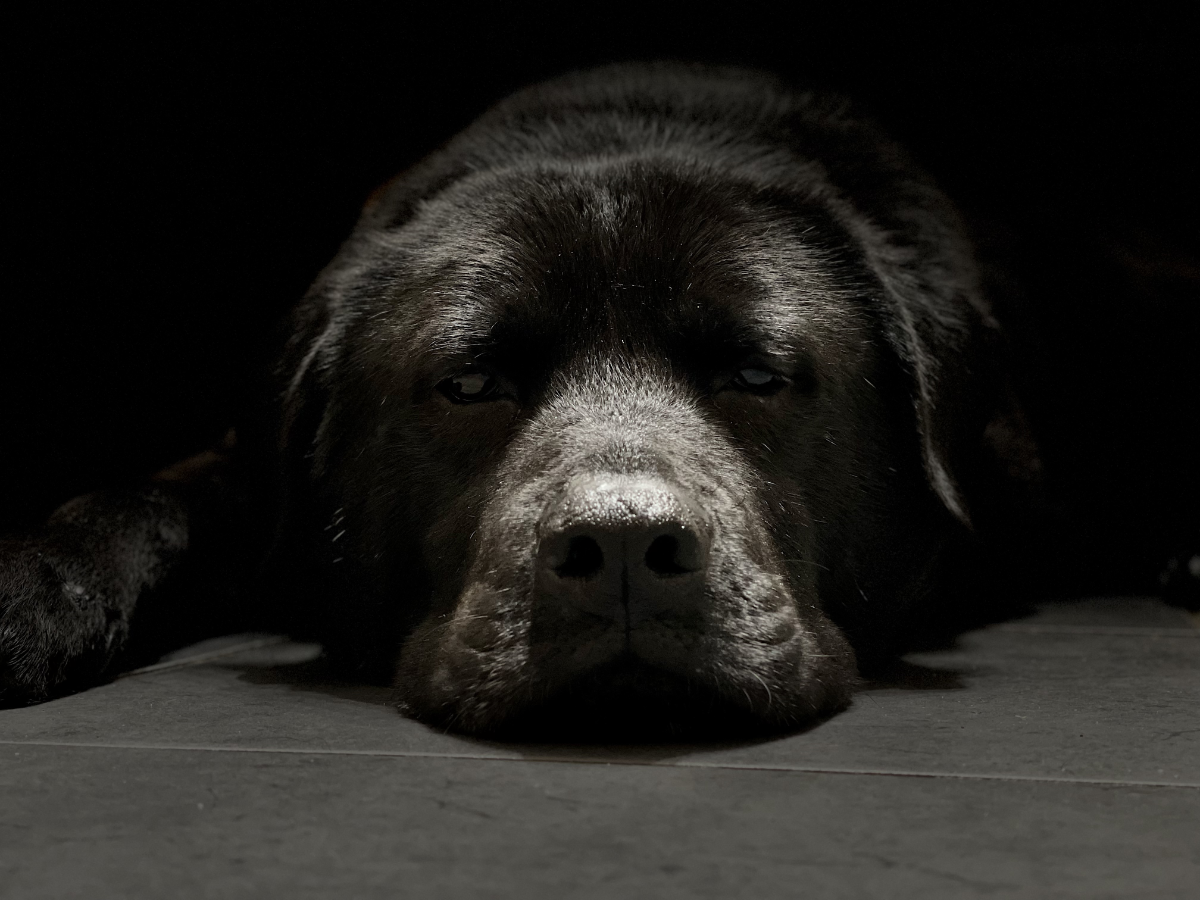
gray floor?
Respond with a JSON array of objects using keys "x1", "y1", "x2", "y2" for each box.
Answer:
[{"x1": 2, "y1": 598, "x2": 1198, "y2": 899}]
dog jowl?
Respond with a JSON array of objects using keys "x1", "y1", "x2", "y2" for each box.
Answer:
[{"x1": 0, "y1": 65, "x2": 1032, "y2": 736}]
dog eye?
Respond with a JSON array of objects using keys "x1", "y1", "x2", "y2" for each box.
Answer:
[
  {"x1": 730, "y1": 367, "x2": 788, "y2": 395},
  {"x1": 439, "y1": 370, "x2": 499, "y2": 403}
]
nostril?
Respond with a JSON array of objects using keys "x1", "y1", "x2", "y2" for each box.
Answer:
[
  {"x1": 556, "y1": 535, "x2": 604, "y2": 579},
  {"x1": 645, "y1": 534, "x2": 690, "y2": 576}
]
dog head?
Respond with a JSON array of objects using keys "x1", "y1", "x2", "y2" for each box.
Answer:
[{"x1": 272, "y1": 66, "x2": 1029, "y2": 736}]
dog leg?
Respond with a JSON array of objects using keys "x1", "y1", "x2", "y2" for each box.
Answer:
[{"x1": 0, "y1": 432, "x2": 267, "y2": 705}]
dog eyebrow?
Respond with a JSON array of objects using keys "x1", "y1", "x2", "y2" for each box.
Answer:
[
  {"x1": 734, "y1": 222, "x2": 877, "y2": 360},
  {"x1": 739, "y1": 295, "x2": 838, "y2": 359},
  {"x1": 419, "y1": 292, "x2": 500, "y2": 359},
  {"x1": 406, "y1": 275, "x2": 863, "y2": 382},
  {"x1": 400, "y1": 198, "x2": 873, "y2": 378}
]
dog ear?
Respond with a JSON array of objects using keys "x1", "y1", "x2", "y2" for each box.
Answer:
[
  {"x1": 271, "y1": 165, "x2": 444, "y2": 484},
  {"x1": 884, "y1": 294, "x2": 1042, "y2": 531},
  {"x1": 771, "y1": 90, "x2": 1044, "y2": 531}
]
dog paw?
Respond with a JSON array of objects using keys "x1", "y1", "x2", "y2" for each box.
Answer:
[{"x1": 0, "y1": 538, "x2": 125, "y2": 705}]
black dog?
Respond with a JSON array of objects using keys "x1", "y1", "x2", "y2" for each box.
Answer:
[{"x1": 0, "y1": 64, "x2": 1039, "y2": 736}]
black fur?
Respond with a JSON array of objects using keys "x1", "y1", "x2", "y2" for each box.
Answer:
[{"x1": 0, "y1": 64, "x2": 1038, "y2": 736}]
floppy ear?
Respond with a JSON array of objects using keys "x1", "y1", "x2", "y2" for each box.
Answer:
[
  {"x1": 772, "y1": 88, "x2": 1044, "y2": 531},
  {"x1": 882, "y1": 285, "x2": 1042, "y2": 531},
  {"x1": 270, "y1": 162, "x2": 451, "y2": 489}
]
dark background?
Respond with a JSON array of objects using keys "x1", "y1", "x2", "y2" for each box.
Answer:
[{"x1": 3, "y1": 6, "x2": 1198, "y2": 590}]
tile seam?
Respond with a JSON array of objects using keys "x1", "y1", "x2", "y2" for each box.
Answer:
[{"x1": 1, "y1": 738, "x2": 1197, "y2": 790}]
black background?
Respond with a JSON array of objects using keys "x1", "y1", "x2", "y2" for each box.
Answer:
[{"x1": 3, "y1": 6, "x2": 1198, "y2": 588}]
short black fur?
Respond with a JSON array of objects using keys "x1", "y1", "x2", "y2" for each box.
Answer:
[{"x1": 1, "y1": 64, "x2": 1040, "y2": 736}]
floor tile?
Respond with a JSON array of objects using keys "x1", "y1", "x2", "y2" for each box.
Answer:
[
  {"x1": 2, "y1": 597, "x2": 1196, "y2": 785},
  {"x1": 2, "y1": 745, "x2": 1196, "y2": 900}
]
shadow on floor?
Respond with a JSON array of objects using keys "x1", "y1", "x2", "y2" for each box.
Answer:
[
  {"x1": 220, "y1": 646, "x2": 970, "y2": 762},
  {"x1": 861, "y1": 658, "x2": 968, "y2": 692},
  {"x1": 231, "y1": 653, "x2": 396, "y2": 708}
]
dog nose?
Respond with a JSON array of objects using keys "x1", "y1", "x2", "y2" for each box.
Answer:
[{"x1": 536, "y1": 475, "x2": 710, "y2": 622}]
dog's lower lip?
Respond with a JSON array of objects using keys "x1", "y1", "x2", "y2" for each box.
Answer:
[{"x1": 496, "y1": 653, "x2": 766, "y2": 741}]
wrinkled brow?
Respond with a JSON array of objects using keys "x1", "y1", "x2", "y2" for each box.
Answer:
[
  {"x1": 397, "y1": 197, "x2": 877, "y2": 377},
  {"x1": 416, "y1": 290, "x2": 502, "y2": 362},
  {"x1": 405, "y1": 280, "x2": 869, "y2": 393}
]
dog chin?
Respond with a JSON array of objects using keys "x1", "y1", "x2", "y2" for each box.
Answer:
[
  {"x1": 485, "y1": 655, "x2": 789, "y2": 741},
  {"x1": 392, "y1": 585, "x2": 857, "y2": 739}
]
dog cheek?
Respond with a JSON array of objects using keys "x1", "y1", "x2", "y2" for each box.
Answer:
[
  {"x1": 393, "y1": 595, "x2": 534, "y2": 733},
  {"x1": 692, "y1": 502, "x2": 859, "y2": 720},
  {"x1": 394, "y1": 491, "x2": 544, "y2": 729}
]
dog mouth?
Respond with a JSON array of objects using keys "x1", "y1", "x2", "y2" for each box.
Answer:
[
  {"x1": 486, "y1": 652, "x2": 778, "y2": 742},
  {"x1": 394, "y1": 560, "x2": 854, "y2": 738},
  {"x1": 396, "y1": 605, "x2": 853, "y2": 738}
]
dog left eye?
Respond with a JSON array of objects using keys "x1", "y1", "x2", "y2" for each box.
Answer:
[
  {"x1": 730, "y1": 367, "x2": 788, "y2": 395},
  {"x1": 439, "y1": 371, "x2": 499, "y2": 403}
]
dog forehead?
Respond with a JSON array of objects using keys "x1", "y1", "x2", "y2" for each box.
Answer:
[{"x1": 387, "y1": 161, "x2": 873, "y2": 364}]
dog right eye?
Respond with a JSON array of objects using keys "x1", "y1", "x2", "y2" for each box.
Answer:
[
  {"x1": 438, "y1": 371, "x2": 499, "y2": 403},
  {"x1": 729, "y1": 367, "x2": 789, "y2": 395}
]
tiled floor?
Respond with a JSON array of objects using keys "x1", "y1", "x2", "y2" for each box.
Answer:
[{"x1": 2, "y1": 598, "x2": 1198, "y2": 898}]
